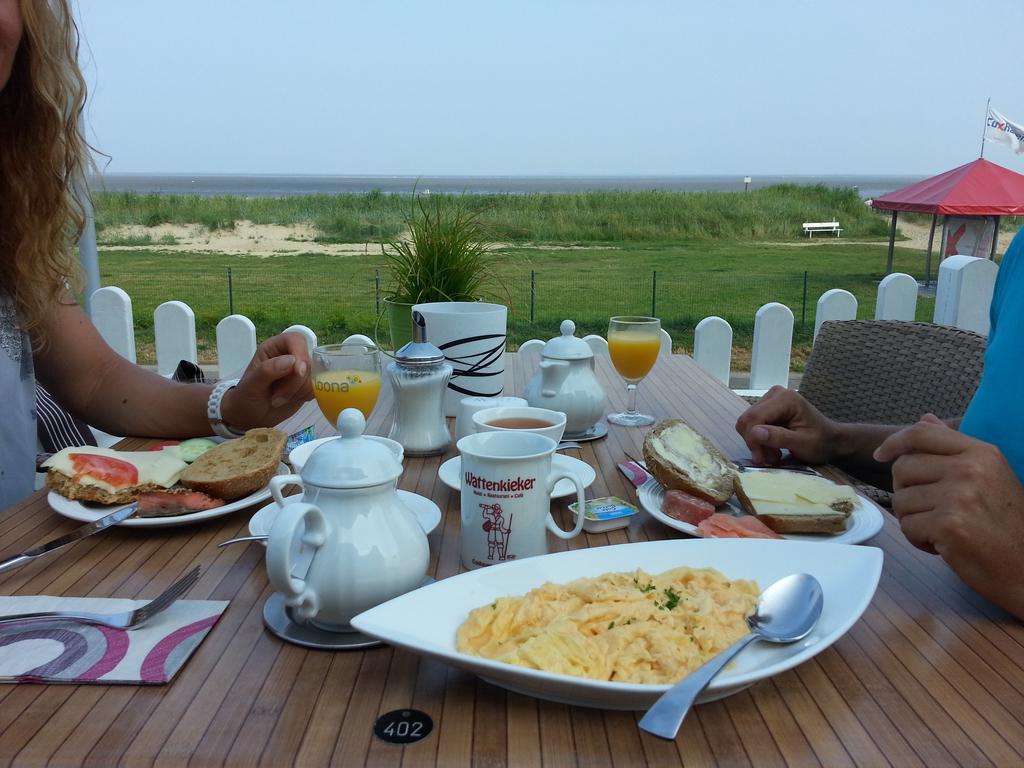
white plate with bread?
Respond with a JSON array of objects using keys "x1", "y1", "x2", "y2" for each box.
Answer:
[
  {"x1": 637, "y1": 472, "x2": 884, "y2": 545},
  {"x1": 638, "y1": 419, "x2": 884, "y2": 545},
  {"x1": 43, "y1": 429, "x2": 291, "y2": 528},
  {"x1": 47, "y1": 463, "x2": 290, "y2": 528}
]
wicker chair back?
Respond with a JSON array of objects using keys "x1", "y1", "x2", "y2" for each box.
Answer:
[{"x1": 800, "y1": 321, "x2": 987, "y2": 425}]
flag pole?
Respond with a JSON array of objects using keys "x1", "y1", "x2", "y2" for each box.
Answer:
[{"x1": 980, "y1": 97, "x2": 991, "y2": 158}]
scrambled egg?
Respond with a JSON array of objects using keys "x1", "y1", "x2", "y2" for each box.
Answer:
[{"x1": 457, "y1": 567, "x2": 759, "y2": 685}]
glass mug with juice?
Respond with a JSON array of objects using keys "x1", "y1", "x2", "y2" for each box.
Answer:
[{"x1": 312, "y1": 343, "x2": 383, "y2": 424}]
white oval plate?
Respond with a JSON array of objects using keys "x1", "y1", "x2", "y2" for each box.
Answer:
[
  {"x1": 46, "y1": 463, "x2": 289, "y2": 528},
  {"x1": 437, "y1": 455, "x2": 596, "y2": 499},
  {"x1": 352, "y1": 538, "x2": 883, "y2": 710},
  {"x1": 248, "y1": 489, "x2": 442, "y2": 539},
  {"x1": 637, "y1": 470, "x2": 885, "y2": 545}
]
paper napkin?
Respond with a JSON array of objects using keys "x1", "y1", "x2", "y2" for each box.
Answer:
[{"x1": 0, "y1": 595, "x2": 228, "y2": 684}]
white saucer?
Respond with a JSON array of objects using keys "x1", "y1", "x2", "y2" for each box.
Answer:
[
  {"x1": 248, "y1": 489, "x2": 442, "y2": 540},
  {"x1": 437, "y1": 455, "x2": 596, "y2": 499},
  {"x1": 562, "y1": 422, "x2": 609, "y2": 442}
]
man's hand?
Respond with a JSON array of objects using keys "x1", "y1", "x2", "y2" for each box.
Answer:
[
  {"x1": 875, "y1": 415, "x2": 1024, "y2": 619},
  {"x1": 221, "y1": 332, "x2": 314, "y2": 430},
  {"x1": 735, "y1": 386, "x2": 840, "y2": 466}
]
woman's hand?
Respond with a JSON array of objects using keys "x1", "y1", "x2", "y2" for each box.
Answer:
[
  {"x1": 876, "y1": 415, "x2": 1024, "y2": 619},
  {"x1": 221, "y1": 332, "x2": 314, "y2": 430}
]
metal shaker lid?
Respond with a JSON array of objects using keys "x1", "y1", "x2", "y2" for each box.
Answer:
[{"x1": 394, "y1": 310, "x2": 445, "y2": 366}]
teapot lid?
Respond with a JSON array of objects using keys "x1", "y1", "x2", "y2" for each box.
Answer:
[
  {"x1": 301, "y1": 409, "x2": 402, "y2": 488},
  {"x1": 542, "y1": 320, "x2": 593, "y2": 361}
]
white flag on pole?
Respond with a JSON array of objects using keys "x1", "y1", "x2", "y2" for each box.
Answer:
[{"x1": 985, "y1": 106, "x2": 1024, "y2": 154}]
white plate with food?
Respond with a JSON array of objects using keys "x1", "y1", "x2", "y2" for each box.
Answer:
[
  {"x1": 637, "y1": 419, "x2": 884, "y2": 545},
  {"x1": 637, "y1": 470, "x2": 885, "y2": 545},
  {"x1": 48, "y1": 463, "x2": 289, "y2": 528},
  {"x1": 352, "y1": 538, "x2": 882, "y2": 710},
  {"x1": 438, "y1": 455, "x2": 596, "y2": 499},
  {"x1": 248, "y1": 490, "x2": 443, "y2": 539},
  {"x1": 42, "y1": 430, "x2": 290, "y2": 528}
]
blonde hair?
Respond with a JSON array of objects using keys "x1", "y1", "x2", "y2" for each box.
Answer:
[{"x1": 0, "y1": 0, "x2": 89, "y2": 336}]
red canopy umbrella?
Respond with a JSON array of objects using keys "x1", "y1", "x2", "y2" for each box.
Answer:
[{"x1": 871, "y1": 158, "x2": 1024, "y2": 279}]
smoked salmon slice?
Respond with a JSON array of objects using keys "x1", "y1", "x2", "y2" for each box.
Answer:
[{"x1": 697, "y1": 513, "x2": 784, "y2": 540}]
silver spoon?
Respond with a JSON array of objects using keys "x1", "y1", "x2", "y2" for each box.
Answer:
[
  {"x1": 639, "y1": 573, "x2": 823, "y2": 740},
  {"x1": 217, "y1": 535, "x2": 268, "y2": 548}
]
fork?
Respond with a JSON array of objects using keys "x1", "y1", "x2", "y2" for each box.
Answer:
[{"x1": 0, "y1": 566, "x2": 201, "y2": 631}]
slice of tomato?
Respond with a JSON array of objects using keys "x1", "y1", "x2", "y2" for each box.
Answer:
[
  {"x1": 147, "y1": 441, "x2": 180, "y2": 452},
  {"x1": 69, "y1": 453, "x2": 139, "y2": 488}
]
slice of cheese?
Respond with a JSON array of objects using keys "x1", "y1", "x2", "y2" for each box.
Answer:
[
  {"x1": 43, "y1": 447, "x2": 188, "y2": 493},
  {"x1": 737, "y1": 470, "x2": 857, "y2": 511}
]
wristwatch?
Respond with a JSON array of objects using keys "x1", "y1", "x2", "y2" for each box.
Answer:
[{"x1": 207, "y1": 378, "x2": 245, "y2": 438}]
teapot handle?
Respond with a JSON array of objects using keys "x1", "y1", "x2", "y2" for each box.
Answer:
[
  {"x1": 269, "y1": 474, "x2": 302, "y2": 507},
  {"x1": 266, "y1": 500, "x2": 329, "y2": 622}
]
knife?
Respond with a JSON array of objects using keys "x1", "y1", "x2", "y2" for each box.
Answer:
[{"x1": 0, "y1": 503, "x2": 138, "y2": 574}]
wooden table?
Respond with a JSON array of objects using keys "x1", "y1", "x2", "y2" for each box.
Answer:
[{"x1": 1, "y1": 353, "x2": 1022, "y2": 767}]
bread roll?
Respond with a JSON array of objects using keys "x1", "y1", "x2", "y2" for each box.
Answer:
[
  {"x1": 642, "y1": 420, "x2": 736, "y2": 505},
  {"x1": 179, "y1": 428, "x2": 286, "y2": 500}
]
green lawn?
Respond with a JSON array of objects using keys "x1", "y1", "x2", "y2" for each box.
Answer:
[{"x1": 96, "y1": 239, "x2": 935, "y2": 369}]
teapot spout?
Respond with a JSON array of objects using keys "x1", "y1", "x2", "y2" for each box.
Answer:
[{"x1": 539, "y1": 358, "x2": 571, "y2": 397}]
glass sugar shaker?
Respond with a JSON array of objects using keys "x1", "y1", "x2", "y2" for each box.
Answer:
[{"x1": 387, "y1": 311, "x2": 453, "y2": 456}]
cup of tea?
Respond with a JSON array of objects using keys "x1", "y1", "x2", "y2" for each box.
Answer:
[
  {"x1": 471, "y1": 406, "x2": 567, "y2": 444},
  {"x1": 456, "y1": 431, "x2": 586, "y2": 569},
  {"x1": 455, "y1": 396, "x2": 528, "y2": 442}
]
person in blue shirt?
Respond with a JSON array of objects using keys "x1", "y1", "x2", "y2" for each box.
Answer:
[{"x1": 737, "y1": 229, "x2": 1024, "y2": 620}]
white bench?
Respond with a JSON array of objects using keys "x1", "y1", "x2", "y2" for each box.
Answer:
[{"x1": 802, "y1": 221, "x2": 843, "y2": 237}]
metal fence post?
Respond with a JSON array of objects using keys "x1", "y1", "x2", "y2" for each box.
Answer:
[
  {"x1": 530, "y1": 270, "x2": 536, "y2": 323},
  {"x1": 375, "y1": 269, "x2": 381, "y2": 315},
  {"x1": 801, "y1": 271, "x2": 808, "y2": 329},
  {"x1": 651, "y1": 271, "x2": 658, "y2": 318},
  {"x1": 228, "y1": 267, "x2": 234, "y2": 316}
]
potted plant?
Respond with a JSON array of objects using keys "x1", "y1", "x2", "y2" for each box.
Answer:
[{"x1": 381, "y1": 193, "x2": 498, "y2": 349}]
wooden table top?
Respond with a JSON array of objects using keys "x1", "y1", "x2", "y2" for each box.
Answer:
[{"x1": 2, "y1": 352, "x2": 1022, "y2": 767}]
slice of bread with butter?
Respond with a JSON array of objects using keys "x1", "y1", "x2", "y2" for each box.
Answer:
[
  {"x1": 734, "y1": 469, "x2": 856, "y2": 534},
  {"x1": 642, "y1": 419, "x2": 737, "y2": 505}
]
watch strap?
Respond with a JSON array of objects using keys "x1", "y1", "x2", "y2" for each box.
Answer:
[{"x1": 207, "y1": 378, "x2": 245, "y2": 438}]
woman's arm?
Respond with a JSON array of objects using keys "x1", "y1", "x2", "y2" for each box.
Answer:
[{"x1": 32, "y1": 300, "x2": 312, "y2": 438}]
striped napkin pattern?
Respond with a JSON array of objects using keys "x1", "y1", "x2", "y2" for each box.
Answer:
[{"x1": 0, "y1": 596, "x2": 227, "y2": 684}]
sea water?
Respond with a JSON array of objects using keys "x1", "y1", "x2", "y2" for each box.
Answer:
[{"x1": 96, "y1": 173, "x2": 919, "y2": 200}]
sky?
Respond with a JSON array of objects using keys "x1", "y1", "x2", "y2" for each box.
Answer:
[{"x1": 74, "y1": 0, "x2": 1024, "y2": 177}]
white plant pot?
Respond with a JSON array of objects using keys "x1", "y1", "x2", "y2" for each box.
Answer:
[{"x1": 411, "y1": 302, "x2": 508, "y2": 416}]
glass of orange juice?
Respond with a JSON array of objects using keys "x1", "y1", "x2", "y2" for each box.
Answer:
[
  {"x1": 607, "y1": 316, "x2": 661, "y2": 426},
  {"x1": 311, "y1": 343, "x2": 383, "y2": 426}
]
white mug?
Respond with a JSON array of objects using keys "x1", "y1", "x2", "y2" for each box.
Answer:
[
  {"x1": 472, "y1": 405, "x2": 567, "y2": 445},
  {"x1": 457, "y1": 431, "x2": 585, "y2": 569},
  {"x1": 455, "y1": 396, "x2": 528, "y2": 441}
]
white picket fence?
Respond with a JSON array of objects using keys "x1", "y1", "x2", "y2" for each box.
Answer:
[{"x1": 89, "y1": 256, "x2": 999, "y2": 391}]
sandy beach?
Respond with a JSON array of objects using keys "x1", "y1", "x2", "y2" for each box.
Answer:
[{"x1": 99, "y1": 218, "x2": 951, "y2": 257}]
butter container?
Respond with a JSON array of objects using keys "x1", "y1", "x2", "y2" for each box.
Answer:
[{"x1": 569, "y1": 496, "x2": 639, "y2": 533}]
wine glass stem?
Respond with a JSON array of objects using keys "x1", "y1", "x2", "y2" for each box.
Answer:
[{"x1": 626, "y1": 383, "x2": 639, "y2": 415}]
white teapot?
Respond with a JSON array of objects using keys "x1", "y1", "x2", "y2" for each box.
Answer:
[
  {"x1": 266, "y1": 408, "x2": 429, "y2": 633},
  {"x1": 523, "y1": 320, "x2": 606, "y2": 437}
]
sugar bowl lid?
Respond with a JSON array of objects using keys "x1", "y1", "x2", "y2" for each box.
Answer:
[
  {"x1": 301, "y1": 409, "x2": 402, "y2": 488},
  {"x1": 542, "y1": 319, "x2": 593, "y2": 360}
]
